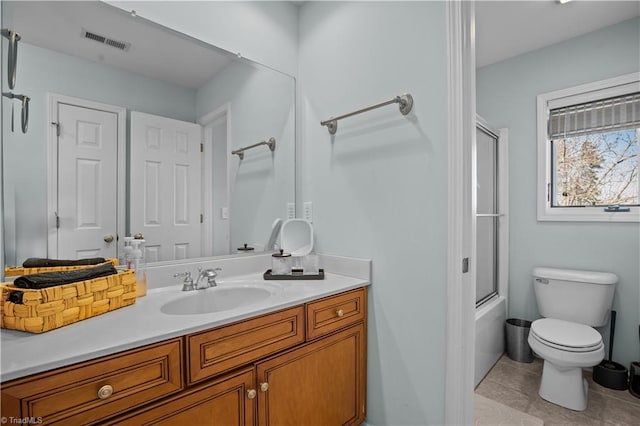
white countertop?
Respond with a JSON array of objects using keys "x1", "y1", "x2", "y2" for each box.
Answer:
[{"x1": 0, "y1": 271, "x2": 369, "y2": 382}]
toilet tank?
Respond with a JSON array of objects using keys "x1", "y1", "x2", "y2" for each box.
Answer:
[{"x1": 532, "y1": 267, "x2": 617, "y2": 327}]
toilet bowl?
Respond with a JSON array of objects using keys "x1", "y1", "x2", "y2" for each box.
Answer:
[
  {"x1": 529, "y1": 267, "x2": 617, "y2": 411},
  {"x1": 528, "y1": 318, "x2": 604, "y2": 411}
]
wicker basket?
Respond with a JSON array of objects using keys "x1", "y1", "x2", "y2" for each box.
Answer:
[
  {"x1": 0, "y1": 269, "x2": 136, "y2": 333},
  {"x1": 4, "y1": 259, "x2": 119, "y2": 277}
]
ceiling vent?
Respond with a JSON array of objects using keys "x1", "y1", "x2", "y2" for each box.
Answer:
[{"x1": 81, "y1": 29, "x2": 131, "y2": 52}]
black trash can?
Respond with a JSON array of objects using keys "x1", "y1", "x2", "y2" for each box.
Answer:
[{"x1": 505, "y1": 318, "x2": 534, "y2": 363}]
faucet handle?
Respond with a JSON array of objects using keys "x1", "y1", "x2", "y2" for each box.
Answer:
[
  {"x1": 174, "y1": 271, "x2": 194, "y2": 291},
  {"x1": 173, "y1": 271, "x2": 192, "y2": 280},
  {"x1": 202, "y1": 267, "x2": 222, "y2": 287}
]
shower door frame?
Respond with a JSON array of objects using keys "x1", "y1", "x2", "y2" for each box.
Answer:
[{"x1": 475, "y1": 116, "x2": 509, "y2": 310}]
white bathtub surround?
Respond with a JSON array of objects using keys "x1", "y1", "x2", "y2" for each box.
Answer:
[
  {"x1": 0, "y1": 254, "x2": 371, "y2": 382},
  {"x1": 474, "y1": 296, "x2": 506, "y2": 387}
]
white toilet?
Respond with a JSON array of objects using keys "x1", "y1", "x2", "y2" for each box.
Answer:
[{"x1": 528, "y1": 267, "x2": 618, "y2": 411}]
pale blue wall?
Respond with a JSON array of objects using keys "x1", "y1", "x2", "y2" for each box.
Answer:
[
  {"x1": 477, "y1": 18, "x2": 640, "y2": 367},
  {"x1": 299, "y1": 2, "x2": 448, "y2": 424},
  {"x1": 106, "y1": 0, "x2": 299, "y2": 77},
  {"x1": 196, "y1": 60, "x2": 295, "y2": 251},
  {"x1": 2, "y1": 42, "x2": 196, "y2": 264}
]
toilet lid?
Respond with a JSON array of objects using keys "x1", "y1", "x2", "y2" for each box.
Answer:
[{"x1": 531, "y1": 318, "x2": 602, "y2": 351}]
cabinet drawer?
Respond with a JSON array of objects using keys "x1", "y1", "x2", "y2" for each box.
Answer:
[
  {"x1": 306, "y1": 288, "x2": 366, "y2": 340},
  {"x1": 0, "y1": 338, "x2": 183, "y2": 425},
  {"x1": 187, "y1": 306, "x2": 304, "y2": 384}
]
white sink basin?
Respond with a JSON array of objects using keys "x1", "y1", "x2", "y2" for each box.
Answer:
[{"x1": 161, "y1": 284, "x2": 276, "y2": 315}]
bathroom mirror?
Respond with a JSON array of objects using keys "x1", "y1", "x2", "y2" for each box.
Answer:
[{"x1": 1, "y1": 1, "x2": 295, "y2": 267}]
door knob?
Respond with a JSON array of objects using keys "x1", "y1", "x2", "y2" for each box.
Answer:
[{"x1": 104, "y1": 235, "x2": 114, "y2": 243}]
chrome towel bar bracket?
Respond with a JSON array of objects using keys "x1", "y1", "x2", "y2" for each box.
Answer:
[
  {"x1": 232, "y1": 137, "x2": 276, "y2": 160},
  {"x1": 320, "y1": 93, "x2": 413, "y2": 135}
]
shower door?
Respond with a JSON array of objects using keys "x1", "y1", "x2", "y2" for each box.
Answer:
[{"x1": 475, "y1": 119, "x2": 503, "y2": 306}]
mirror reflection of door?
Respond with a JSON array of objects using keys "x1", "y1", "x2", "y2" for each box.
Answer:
[
  {"x1": 48, "y1": 95, "x2": 125, "y2": 260},
  {"x1": 130, "y1": 111, "x2": 202, "y2": 263}
]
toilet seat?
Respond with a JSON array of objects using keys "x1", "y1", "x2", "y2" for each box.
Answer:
[{"x1": 530, "y1": 318, "x2": 602, "y2": 353}]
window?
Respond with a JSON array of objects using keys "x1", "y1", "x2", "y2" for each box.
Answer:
[{"x1": 537, "y1": 73, "x2": 640, "y2": 222}]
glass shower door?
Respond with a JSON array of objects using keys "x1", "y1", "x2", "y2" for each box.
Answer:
[{"x1": 476, "y1": 123, "x2": 500, "y2": 306}]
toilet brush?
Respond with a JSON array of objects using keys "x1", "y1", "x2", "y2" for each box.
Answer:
[{"x1": 593, "y1": 310, "x2": 628, "y2": 390}]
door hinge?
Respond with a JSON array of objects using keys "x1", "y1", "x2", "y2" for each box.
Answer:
[
  {"x1": 547, "y1": 183, "x2": 551, "y2": 202},
  {"x1": 462, "y1": 257, "x2": 469, "y2": 273},
  {"x1": 51, "y1": 121, "x2": 60, "y2": 137},
  {"x1": 200, "y1": 213, "x2": 204, "y2": 223},
  {"x1": 55, "y1": 212, "x2": 60, "y2": 229},
  {"x1": 200, "y1": 143, "x2": 204, "y2": 153}
]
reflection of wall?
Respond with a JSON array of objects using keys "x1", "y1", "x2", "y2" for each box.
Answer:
[
  {"x1": 2, "y1": 41, "x2": 196, "y2": 264},
  {"x1": 477, "y1": 18, "x2": 640, "y2": 367},
  {"x1": 106, "y1": 0, "x2": 299, "y2": 77},
  {"x1": 299, "y1": 3, "x2": 448, "y2": 424},
  {"x1": 196, "y1": 60, "x2": 295, "y2": 252}
]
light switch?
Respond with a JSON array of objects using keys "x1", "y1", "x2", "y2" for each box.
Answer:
[
  {"x1": 221, "y1": 207, "x2": 229, "y2": 220},
  {"x1": 287, "y1": 202, "x2": 295, "y2": 219}
]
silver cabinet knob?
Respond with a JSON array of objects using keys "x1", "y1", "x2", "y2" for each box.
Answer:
[{"x1": 104, "y1": 235, "x2": 114, "y2": 243}]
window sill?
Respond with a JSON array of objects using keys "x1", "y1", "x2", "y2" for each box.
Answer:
[{"x1": 537, "y1": 207, "x2": 640, "y2": 223}]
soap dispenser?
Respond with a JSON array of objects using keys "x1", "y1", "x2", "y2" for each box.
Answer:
[{"x1": 129, "y1": 239, "x2": 147, "y2": 297}]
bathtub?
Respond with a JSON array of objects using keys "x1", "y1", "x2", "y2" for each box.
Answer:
[{"x1": 474, "y1": 295, "x2": 506, "y2": 387}]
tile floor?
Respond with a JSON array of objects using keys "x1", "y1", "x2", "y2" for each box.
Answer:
[
  {"x1": 476, "y1": 355, "x2": 640, "y2": 426},
  {"x1": 475, "y1": 393, "x2": 544, "y2": 426}
]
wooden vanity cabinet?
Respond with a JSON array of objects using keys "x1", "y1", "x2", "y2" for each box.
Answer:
[{"x1": 1, "y1": 287, "x2": 367, "y2": 425}]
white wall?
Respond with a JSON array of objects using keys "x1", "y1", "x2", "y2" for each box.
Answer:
[
  {"x1": 477, "y1": 18, "x2": 640, "y2": 367},
  {"x1": 299, "y1": 3, "x2": 448, "y2": 424},
  {"x1": 105, "y1": 1, "x2": 299, "y2": 77}
]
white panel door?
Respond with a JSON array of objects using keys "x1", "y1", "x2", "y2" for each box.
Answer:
[
  {"x1": 130, "y1": 111, "x2": 202, "y2": 262},
  {"x1": 57, "y1": 103, "x2": 118, "y2": 259}
]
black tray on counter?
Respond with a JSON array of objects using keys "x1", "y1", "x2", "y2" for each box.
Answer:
[{"x1": 263, "y1": 269, "x2": 325, "y2": 280}]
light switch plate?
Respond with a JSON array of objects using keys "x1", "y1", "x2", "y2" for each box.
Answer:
[{"x1": 287, "y1": 202, "x2": 295, "y2": 219}]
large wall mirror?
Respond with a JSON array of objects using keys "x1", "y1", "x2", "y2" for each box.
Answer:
[{"x1": 1, "y1": 1, "x2": 295, "y2": 267}]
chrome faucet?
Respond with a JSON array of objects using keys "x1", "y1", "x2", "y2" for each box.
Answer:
[
  {"x1": 196, "y1": 267, "x2": 222, "y2": 290},
  {"x1": 174, "y1": 271, "x2": 195, "y2": 291}
]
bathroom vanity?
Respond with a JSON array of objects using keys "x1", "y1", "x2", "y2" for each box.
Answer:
[{"x1": 0, "y1": 266, "x2": 369, "y2": 425}]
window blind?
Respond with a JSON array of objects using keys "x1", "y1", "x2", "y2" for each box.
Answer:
[{"x1": 548, "y1": 92, "x2": 640, "y2": 139}]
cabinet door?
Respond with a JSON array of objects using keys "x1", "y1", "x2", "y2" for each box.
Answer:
[
  {"x1": 103, "y1": 367, "x2": 256, "y2": 426},
  {"x1": 256, "y1": 323, "x2": 366, "y2": 426}
]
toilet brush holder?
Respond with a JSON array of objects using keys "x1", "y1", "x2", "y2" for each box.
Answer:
[
  {"x1": 629, "y1": 362, "x2": 640, "y2": 398},
  {"x1": 593, "y1": 310, "x2": 628, "y2": 390}
]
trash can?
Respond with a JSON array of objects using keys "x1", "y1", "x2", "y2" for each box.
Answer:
[{"x1": 505, "y1": 318, "x2": 534, "y2": 363}]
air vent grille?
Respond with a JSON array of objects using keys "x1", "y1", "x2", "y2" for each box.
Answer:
[{"x1": 81, "y1": 29, "x2": 131, "y2": 51}]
